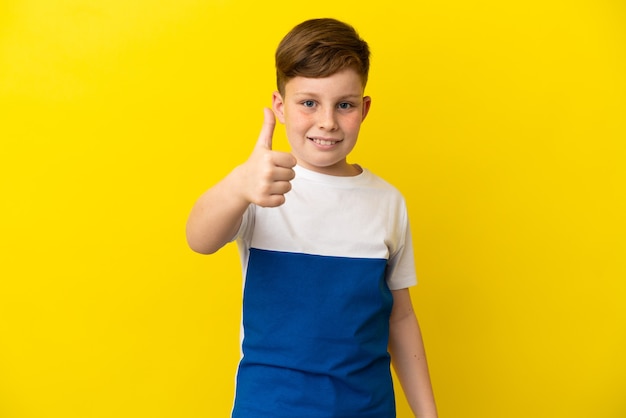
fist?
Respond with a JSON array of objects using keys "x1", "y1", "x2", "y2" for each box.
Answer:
[{"x1": 241, "y1": 108, "x2": 296, "y2": 207}]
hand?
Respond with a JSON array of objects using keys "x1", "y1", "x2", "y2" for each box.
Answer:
[{"x1": 239, "y1": 108, "x2": 296, "y2": 207}]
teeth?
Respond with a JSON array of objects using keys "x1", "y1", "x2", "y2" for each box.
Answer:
[{"x1": 311, "y1": 138, "x2": 337, "y2": 145}]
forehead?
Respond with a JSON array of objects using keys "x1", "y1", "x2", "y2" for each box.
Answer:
[{"x1": 284, "y1": 69, "x2": 364, "y2": 98}]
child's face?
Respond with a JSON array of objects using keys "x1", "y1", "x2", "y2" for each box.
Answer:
[{"x1": 272, "y1": 68, "x2": 371, "y2": 176}]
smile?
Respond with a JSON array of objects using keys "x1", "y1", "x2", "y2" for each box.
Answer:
[{"x1": 309, "y1": 137, "x2": 341, "y2": 146}]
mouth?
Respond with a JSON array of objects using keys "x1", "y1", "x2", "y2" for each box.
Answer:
[{"x1": 308, "y1": 136, "x2": 342, "y2": 146}]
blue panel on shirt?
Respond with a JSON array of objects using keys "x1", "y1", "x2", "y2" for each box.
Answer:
[{"x1": 232, "y1": 248, "x2": 396, "y2": 418}]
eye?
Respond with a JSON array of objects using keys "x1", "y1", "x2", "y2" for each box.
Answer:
[
  {"x1": 302, "y1": 100, "x2": 315, "y2": 108},
  {"x1": 338, "y1": 102, "x2": 353, "y2": 110}
]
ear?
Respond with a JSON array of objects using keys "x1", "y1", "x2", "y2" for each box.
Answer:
[
  {"x1": 272, "y1": 91, "x2": 286, "y2": 124},
  {"x1": 361, "y1": 96, "x2": 372, "y2": 121}
]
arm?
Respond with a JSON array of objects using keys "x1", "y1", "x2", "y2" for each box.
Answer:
[
  {"x1": 389, "y1": 288, "x2": 438, "y2": 418},
  {"x1": 185, "y1": 108, "x2": 296, "y2": 254}
]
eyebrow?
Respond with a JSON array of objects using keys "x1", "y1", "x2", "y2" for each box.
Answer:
[{"x1": 292, "y1": 92, "x2": 363, "y2": 100}]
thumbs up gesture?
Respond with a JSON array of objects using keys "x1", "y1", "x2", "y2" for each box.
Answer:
[{"x1": 239, "y1": 108, "x2": 297, "y2": 207}]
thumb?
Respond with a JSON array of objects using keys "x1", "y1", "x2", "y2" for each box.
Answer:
[{"x1": 256, "y1": 107, "x2": 276, "y2": 150}]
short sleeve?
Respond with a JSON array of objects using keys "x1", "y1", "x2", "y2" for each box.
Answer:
[{"x1": 385, "y1": 214, "x2": 418, "y2": 290}]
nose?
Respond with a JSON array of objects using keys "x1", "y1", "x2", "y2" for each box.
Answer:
[{"x1": 317, "y1": 107, "x2": 338, "y2": 131}]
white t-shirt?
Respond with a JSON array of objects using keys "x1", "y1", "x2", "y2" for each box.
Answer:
[{"x1": 232, "y1": 165, "x2": 417, "y2": 418}]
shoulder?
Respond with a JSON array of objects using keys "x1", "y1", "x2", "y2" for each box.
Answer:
[{"x1": 361, "y1": 168, "x2": 406, "y2": 200}]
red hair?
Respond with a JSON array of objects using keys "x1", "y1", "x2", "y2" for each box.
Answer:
[{"x1": 275, "y1": 18, "x2": 370, "y2": 95}]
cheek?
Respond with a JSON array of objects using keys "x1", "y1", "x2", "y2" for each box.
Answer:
[
  {"x1": 342, "y1": 116, "x2": 363, "y2": 134},
  {"x1": 286, "y1": 112, "x2": 312, "y2": 130}
]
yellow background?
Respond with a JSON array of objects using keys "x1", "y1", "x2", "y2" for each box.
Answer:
[{"x1": 1, "y1": 0, "x2": 625, "y2": 417}]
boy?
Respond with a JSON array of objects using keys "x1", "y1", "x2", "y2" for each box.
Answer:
[{"x1": 186, "y1": 18, "x2": 437, "y2": 418}]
